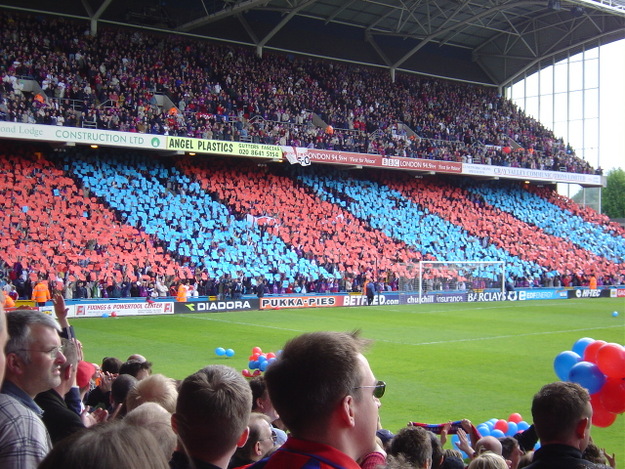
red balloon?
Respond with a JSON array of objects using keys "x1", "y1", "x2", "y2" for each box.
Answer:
[
  {"x1": 598, "y1": 377, "x2": 625, "y2": 414},
  {"x1": 596, "y1": 343, "x2": 625, "y2": 379},
  {"x1": 583, "y1": 340, "x2": 607, "y2": 363},
  {"x1": 252, "y1": 346, "x2": 263, "y2": 355},
  {"x1": 508, "y1": 413, "x2": 523, "y2": 424},
  {"x1": 241, "y1": 369, "x2": 252, "y2": 377},
  {"x1": 494, "y1": 419, "x2": 508, "y2": 433},
  {"x1": 266, "y1": 352, "x2": 276, "y2": 359},
  {"x1": 591, "y1": 394, "x2": 618, "y2": 427}
]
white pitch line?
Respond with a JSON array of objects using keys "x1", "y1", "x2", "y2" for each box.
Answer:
[
  {"x1": 376, "y1": 324, "x2": 624, "y2": 346},
  {"x1": 178, "y1": 314, "x2": 306, "y2": 333}
]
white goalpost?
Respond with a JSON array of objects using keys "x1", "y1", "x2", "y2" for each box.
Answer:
[{"x1": 397, "y1": 261, "x2": 506, "y2": 302}]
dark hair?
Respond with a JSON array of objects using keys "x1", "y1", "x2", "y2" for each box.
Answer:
[
  {"x1": 249, "y1": 376, "x2": 268, "y2": 410},
  {"x1": 429, "y1": 430, "x2": 444, "y2": 469},
  {"x1": 119, "y1": 359, "x2": 152, "y2": 378},
  {"x1": 111, "y1": 373, "x2": 138, "y2": 410},
  {"x1": 264, "y1": 330, "x2": 371, "y2": 436},
  {"x1": 499, "y1": 437, "x2": 520, "y2": 460},
  {"x1": 531, "y1": 381, "x2": 590, "y2": 442},
  {"x1": 388, "y1": 426, "x2": 432, "y2": 469},
  {"x1": 101, "y1": 356, "x2": 122, "y2": 374}
]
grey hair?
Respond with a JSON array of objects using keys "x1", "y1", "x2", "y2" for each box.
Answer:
[{"x1": 6, "y1": 309, "x2": 60, "y2": 362}]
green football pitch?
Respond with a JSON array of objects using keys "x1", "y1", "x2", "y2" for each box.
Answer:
[{"x1": 72, "y1": 298, "x2": 625, "y2": 459}]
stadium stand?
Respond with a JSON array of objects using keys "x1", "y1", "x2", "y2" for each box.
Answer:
[
  {"x1": 0, "y1": 11, "x2": 596, "y2": 174},
  {"x1": 1, "y1": 141, "x2": 623, "y2": 296}
]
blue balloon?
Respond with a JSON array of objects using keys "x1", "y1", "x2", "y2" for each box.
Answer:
[
  {"x1": 101, "y1": 313, "x2": 109, "y2": 318},
  {"x1": 225, "y1": 348, "x2": 235, "y2": 357},
  {"x1": 568, "y1": 361, "x2": 606, "y2": 394},
  {"x1": 517, "y1": 421, "x2": 530, "y2": 431},
  {"x1": 554, "y1": 351, "x2": 581, "y2": 381},
  {"x1": 257, "y1": 355, "x2": 268, "y2": 363},
  {"x1": 572, "y1": 337, "x2": 595, "y2": 357},
  {"x1": 505, "y1": 421, "x2": 518, "y2": 436},
  {"x1": 483, "y1": 421, "x2": 495, "y2": 431},
  {"x1": 215, "y1": 347, "x2": 226, "y2": 356},
  {"x1": 259, "y1": 360, "x2": 268, "y2": 372},
  {"x1": 249, "y1": 360, "x2": 258, "y2": 370},
  {"x1": 491, "y1": 429, "x2": 505, "y2": 438},
  {"x1": 477, "y1": 424, "x2": 490, "y2": 436}
]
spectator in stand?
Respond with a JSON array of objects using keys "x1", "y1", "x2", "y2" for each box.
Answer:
[
  {"x1": 124, "y1": 373, "x2": 178, "y2": 414},
  {"x1": 0, "y1": 310, "x2": 66, "y2": 468},
  {"x1": 85, "y1": 356, "x2": 121, "y2": 410},
  {"x1": 35, "y1": 339, "x2": 106, "y2": 444},
  {"x1": 38, "y1": 420, "x2": 170, "y2": 469},
  {"x1": 524, "y1": 382, "x2": 596, "y2": 469},
  {"x1": 170, "y1": 364, "x2": 252, "y2": 469},
  {"x1": 249, "y1": 375, "x2": 287, "y2": 441},
  {"x1": 229, "y1": 412, "x2": 277, "y2": 468},
  {"x1": 118, "y1": 358, "x2": 152, "y2": 380},
  {"x1": 499, "y1": 436, "x2": 525, "y2": 469},
  {"x1": 124, "y1": 401, "x2": 177, "y2": 462},
  {"x1": 109, "y1": 373, "x2": 137, "y2": 419},
  {"x1": 468, "y1": 452, "x2": 509, "y2": 469},
  {"x1": 386, "y1": 425, "x2": 432, "y2": 469},
  {"x1": 256, "y1": 331, "x2": 386, "y2": 469}
]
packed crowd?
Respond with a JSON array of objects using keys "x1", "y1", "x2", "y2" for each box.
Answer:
[
  {"x1": 0, "y1": 11, "x2": 596, "y2": 174},
  {"x1": 0, "y1": 306, "x2": 618, "y2": 469},
  {"x1": 1, "y1": 143, "x2": 623, "y2": 297}
]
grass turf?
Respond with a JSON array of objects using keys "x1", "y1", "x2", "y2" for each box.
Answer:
[{"x1": 72, "y1": 297, "x2": 625, "y2": 459}]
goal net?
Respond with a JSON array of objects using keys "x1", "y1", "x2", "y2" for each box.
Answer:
[{"x1": 397, "y1": 261, "x2": 506, "y2": 296}]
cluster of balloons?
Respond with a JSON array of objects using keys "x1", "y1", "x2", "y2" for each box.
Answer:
[
  {"x1": 215, "y1": 347, "x2": 235, "y2": 357},
  {"x1": 101, "y1": 312, "x2": 118, "y2": 318},
  {"x1": 449, "y1": 413, "x2": 531, "y2": 458},
  {"x1": 474, "y1": 413, "x2": 530, "y2": 438},
  {"x1": 553, "y1": 337, "x2": 625, "y2": 427},
  {"x1": 240, "y1": 346, "x2": 279, "y2": 377}
]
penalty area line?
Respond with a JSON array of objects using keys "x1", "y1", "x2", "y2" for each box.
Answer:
[
  {"x1": 177, "y1": 314, "x2": 305, "y2": 333},
  {"x1": 376, "y1": 324, "x2": 624, "y2": 347}
]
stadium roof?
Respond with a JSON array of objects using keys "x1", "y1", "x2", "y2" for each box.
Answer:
[{"x1": 1, "y1": 0, "x2": 624, "y2": 86}]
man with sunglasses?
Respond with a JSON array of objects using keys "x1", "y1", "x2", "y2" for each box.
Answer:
[
  {"x1": 252, "y1": 330, "x2": 385, "y2": 469},
  {"x1": 229, "y1": 413, "x2": 278, "y2": 468},
  {"x1": 0, "y1": 309, "x2": 66, "y2": 468}
]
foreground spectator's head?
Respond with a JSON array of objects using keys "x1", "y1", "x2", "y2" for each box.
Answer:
[
  {"x1": 119, "y1": 359, "x2": 152, "y2": 380},
  {"x1": 101, "y1": 356, "x2": 122, "y2": 374},
  {"x1": 468, "y1": 452, "x2": 508, "y2": 469},
  {"x1": 264, "y1": 331, "x2": 380, "y2": 461},
  {"x1": 475, "y1": 436, "x2": 503, "y2": 456},
  {"x1": 5, "y1": 309, "x2": 65, "y2": 397},
  {"x1": 499, "y1": 436, "x2": 524, "y2": 469},
  {"x1": 232, "y1": 412, "x2": 276, "y2": 464},
  {"x1": 38, "y1": 420, "x2": 170, "y2": 469},
  {"x1": 125, "y1": 373, "x2": 178, "y2": 414},
  {"x1": 110, "y1": 373, "x2": 138, "y2": 418},
  {"x1": 172, "y1": 365, "x2": 252, "y2": 466},
  {"x1": 531, "y1": 381, "x2": 592, "y2": 450},
  {"x1": 249, "y1": 375, "x2": 279, "y2": 423},
  {"x1": 388, "y1": 426, "x2": 432, "y2": 469},
  {"x1": 124, "y1": 402, "x2": 177, "y2": 462}
]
